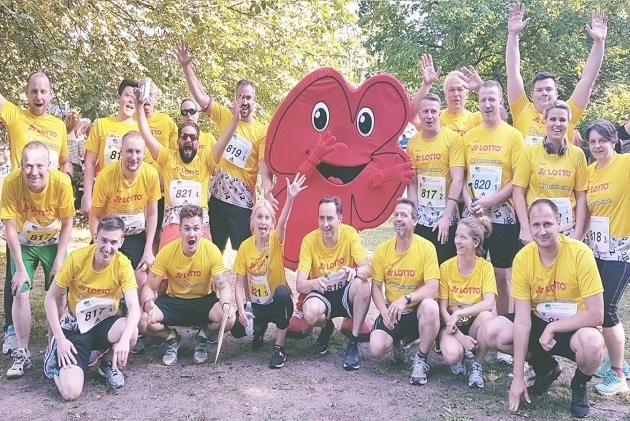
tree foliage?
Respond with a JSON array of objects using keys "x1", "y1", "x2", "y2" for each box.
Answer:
[
  {"x1": 357, "y1": 0, "x2": 630, "y2": 130},
  {"x1": 1, "y1": 0, "x2": 364, "y2": 126}
]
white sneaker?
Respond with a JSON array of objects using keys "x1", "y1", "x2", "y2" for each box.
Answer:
[
  {"x1": 468, "y1": 361, "x2": 485, "y2": 388},
  {"x1": 2, "y1": 329, "x2": 17, "y2": 355},
  {"x1": 7, "y1": 348, "x2": 32, "y2": 379},
  {"x1": 496, "y1": 351, "x2": 513, "y2": 366}
]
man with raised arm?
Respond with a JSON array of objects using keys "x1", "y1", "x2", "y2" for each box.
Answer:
[
  {"x1": 175, "y1": 42, "x2": 274, "y2": 252},
  {"x1": 506, "y1": 2, "x2": 607, "y2": 146}
]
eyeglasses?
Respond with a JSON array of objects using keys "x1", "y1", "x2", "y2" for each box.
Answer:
[
  {"x1": 180, "y1": 133, "x2": 198, "y2": 141},
  {"x1": 180, "y1": 108, "x2": 197, "y2": 116}
]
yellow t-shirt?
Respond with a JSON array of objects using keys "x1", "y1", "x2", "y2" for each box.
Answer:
[
  {"x1": 169, "y1": 130, "x2": 216, "y2": 151},
  {"x1": 155, "y1": 145, "x2": 217, "y2": 226},
  {"x1": 586, "y1": 153, "x2": 630, "y2": 260},
  {"x1": 407, "y1": 128, "x2": 464, "y2": 227},
  {"x1": 509, "y1": 93, "x2": 583, "y2": 146},
  {"x1": 513, "y1": 142, "x2": 587, "y2": 225},
  {"x1": 92, "y1": 161, "x2": 161, "y2": 235},
  {"x1": 55, "y1": 244, "x2": 137, "y2": 315},
  {"x1": 298, "y1": 224, "x2": 367, "y2": 278},
  {"x1": 152, "y1": 238, "x2": 226, "y2": 299},
  {"x1": 0, "y1": 100, "x2": 69, "y2": 170},
  {"x1": 438, "y1": 256, "x2": 497, "y2": 309},
  {"x1": 84, "y1": 116, "x2": 138, "y2": 174},
  {"x1": 371, "y1": 235, "x2": 440, "y2": 311},
  {"x1": 0, "y1": 169, "x2": 75, "y2": 246},
  {"x1": 439, "y1": 109, "x2": 483, "y2": 136},
  {"x1": 513, "y1": 235, "x2": 603, "y2": 320},
  {"x1": 234, "y1": 230, "x2": 287, "y2": 304},
  {"x1": 144, "y1": 112, "x2": 178, "y2": 167},
  {"x1": 209, "y1": 102, "x2": 267, "y2": 209},
  {"x1": 463, "y1": 122, "x2": 524, "y2": 224}
]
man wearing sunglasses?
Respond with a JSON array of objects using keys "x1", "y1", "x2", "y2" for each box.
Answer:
[
  {"x1": 135, "y1": 91, "x2": 239, "y2": 248},
  {"x1": 176, "y1": 42, "x2": 275, "y2": 253},
  {"x1": 175, "y1": 99, "x2": 216, "y2": 152}
]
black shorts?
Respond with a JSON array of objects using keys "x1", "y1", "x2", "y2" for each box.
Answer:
[
  {"x1": 485, "y1": 223, "x2": 518, "y2": 268},
  {"x1": 120, "y1": 231, "x2": 146, "y2": 269},
  {"x1": 60, "y1": 315, "x2": 121, "y2": 372},
  {"x1": 156, "y1": 197, "x2": 165, "y2": 231},
  {"x1": 503, "y1": 312, "x2": 576, "y2": 362},
  {"x1": 304, "y1": 281, "x2": 352, "y2": 320},
  {"x1": 439, "y1": 315, "x2": 476, "y2": 336},
  {"x1": 155, "y1": 293, "x2": 219, "y2": 327},
  {"x1": 374, "y1": 310, "x2": 419, "y2": 342},
  {"x1": 209, "y1": 195, "x2": 253, "y2": 252},
  {"x1": 414, "y1": 224, "x2": 457, "y2": 265}
]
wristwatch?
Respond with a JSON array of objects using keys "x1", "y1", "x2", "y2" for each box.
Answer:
[{"x1": 404, "y1": 293, "x2": 412, "y2": 305}]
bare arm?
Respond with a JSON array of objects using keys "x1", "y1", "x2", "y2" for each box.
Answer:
[
  {"x1": 139, "y1": 201, "x2": 158, "y2": 270},
  {"x1": 59, "y1": 155, "x2": 72, "y2": 175},
  {"x1": 4, "y1": 219, "x2": 29, "y2": 294},
  {"x1": 408, "y1": 174, "x2": 419, "y2": 205},
  {"x1": 276, "y1": 173, "x2": 307, "y2": 243},
  {"x1": 174, "y1": 41, "x2": 213, "y2": 114},
  {"x1": 213, "y1": 272, "x2": 233, "y2": 307},
  {"x1": 89, "y1": 206, "x2": 105, "y2": 241},
  {"x1": 212, "y1": 102, "x2": 240, "y2": 164},
  {"x1": 512, "y1": 186, "x2": 531, "y2": 242},
  {"x1": 571, "y1": 190, "x2": 588, "y2": 240},
  {"x1": 409, "y1": 54, "x2": 442, "y2": 127},
  {"x1": 570, "y1": 10, "x2": 607, "y2": 109},
  {"x1": 81, "y1": 151, "x2": 98, "y2": 215},
  {"x1": 135, "y1": 95, "x2": 161, "y2": 160},
  {"x1": 509, "y1": 298, "x2": 533, "y2": 411},
  {"x1": 52, "y1": 217, "x2": 73, "y2": 277},
  {"x1": 506, "y1": 2, "x2": 530, "y2": 102}
]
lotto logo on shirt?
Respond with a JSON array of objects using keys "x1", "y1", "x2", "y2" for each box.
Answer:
[
  {"x1": 21, "y1": 203, "x2": 55, "y2": 217},
  {"x1": 385, "y1": 269, "x2": 416, "y2": 278},
  {"x1": 415, "y1": 153, "x2": 442, "y2": 162},
  {"x1": 537, "y1": 168, "x2": 572, "y2": 177},
  {"x1": 535, "y1": 281, "x2": 567, "y2": 294},
  {"x1": 318, "y1": 258, "x2": 345, "y2": 272},
  {"x1": 249, "y1": 260, "x2": 265, "y2": 270},
  {"x1": 28, "y1": 124, "x2": 58, "y2": 138},
  {"x1": 151, "y1": 129, "x2": 162, "y2": 136},
  {"x1": 471, "y1": 144, "x2": 501, "y2": 153},
  {"x1": 114, "y1": 194, "x2": 144, "y2": 204},
  {"x1": 451, "y1": 285, "x2": 481, "y2": 294},
  {"x1": 175, "y1": 270, "x2": 202, "y2": 279},
  {"x1": 588, "y1": 182, "x2": 610, "y2": 194},
  {"x1": 173, "y1": 167, "x2": 200, "y2": 176},
  {"x1": 77, "y1": 285, "x2": 112, "y2": 295}
]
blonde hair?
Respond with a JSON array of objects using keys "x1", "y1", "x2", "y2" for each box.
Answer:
[
  {"x1": 458, "y1": 216, "x2": 492, "y2": 257},
  {"x1": 250, "y1": 200, "x2": 276, "y2": 233}
]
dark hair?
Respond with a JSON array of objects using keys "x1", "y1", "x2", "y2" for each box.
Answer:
[
  {"x1": 178, "y1": 121, "x2": 200, "y2": 138},
  {"x1": 396, "y1": 197, "x2": 419, "y2": 221},
  {"x1": 97, "y1": 215, "x2": 125, "y2": 234},
  {"x1": 527, "y1": 198, "x2": 559, "y2": 220},
  {"x1": 531, "y1": 72, "x2": 557, "y2": 90},
  {"x1": 458, "y1": 216, "x2": 492, "y2": 257},
  {"x1": 118, "y1": 79, "x2": 138, "y2": 96},
  {"x1": 179, "y1": 205, "x2": 204, "y2": 223},
  {"x1": 319, "y1": 196, "x2": 343, "y2": 215},
  {"x1": 586, "y1": 119, "x2": 619, "y2": 153},
  {"x1": 236, "y1": 79, "x2": 256, "y2": 92}
]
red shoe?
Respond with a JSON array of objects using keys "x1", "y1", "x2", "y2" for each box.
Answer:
[
  {"x1": 341, "y1": 317, "x2": 372, "y2": 342},
  {"x1": 286, "y1": 310, "x2": 313, "y2": 339}
]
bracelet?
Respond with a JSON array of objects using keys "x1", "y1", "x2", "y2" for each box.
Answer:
[{"x1": 447, "y1": 197, "x2": 459, "y2": 203}]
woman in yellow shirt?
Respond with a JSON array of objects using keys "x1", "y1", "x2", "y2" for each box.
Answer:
[
  {"x1": 438, "y1": 216, "x2": 496, "y2": 388},
  {"x1": 231, "y1": 173, "x2": 306, "y2": 368}
]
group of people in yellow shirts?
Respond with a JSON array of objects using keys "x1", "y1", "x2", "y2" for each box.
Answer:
[{"x1": 0, "y1": 2, "x2": 629, "y2": 419}]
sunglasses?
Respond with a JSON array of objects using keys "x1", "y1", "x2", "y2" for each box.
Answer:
[
  {"x1": 180, "y1": 133, "x2": 198, "y2": 141},
  {"x1": 180, "y1": 108, "x2": 197, "y2": 116}
]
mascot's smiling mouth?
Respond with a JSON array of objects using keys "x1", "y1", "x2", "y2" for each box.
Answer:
[{"x1": 317, "y1": 162, "x2": 368, "y2": 185}]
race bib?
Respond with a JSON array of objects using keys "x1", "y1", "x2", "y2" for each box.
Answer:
[
  {"x1": 418, "y1": 175, "x2": 446, "y2": 208},
  {"x1": 119, "y1": 213, "x2": 146, "y2": 236},
  {"x1": 169, "y1": 179, "x2": 201, "y2": 206},
  {"x1": 104, "y1": 136, "x2": 122, "y2": 165},
  {"x1": 536, "y1": 301, "x2": 577, "y2": 323},
  {"x1": 76, "y1": 297, "x2": 116, "y2": 334},
  {"x1": 49, "y1": 150, "x2": 60, "y2": 169},
  {"x1": 469, "y1": 165, "x2": 501, "y2": 198},
  {"x1": 249, "y1": 273, "x2": 272, "y2": 305},
  {"x1": 322, "y1": 269, "x2": 348, "y2": 293},
  {"x1": 524, "y1": 136, "x2": 544, "y2": 146},
  {"x1": 545, "y1": 197, "x2": 572, "y2": 226},
  {"x1": 223, "y1": 134, "x2": 253, "y2": 169},
  {"x1": 588, "y1": 216, "x2": 610, "y2": 253},
  {"x1": 21, "y1": 220, "x2": 60, "y2": 246}
]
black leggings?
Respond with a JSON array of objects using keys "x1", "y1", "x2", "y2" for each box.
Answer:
[
  {"x1": 231, "y1": 285, "x2": 294, "y2": 338},
  {"x1": 596, "y1": 258, "x2": 630, "y2": 328}
]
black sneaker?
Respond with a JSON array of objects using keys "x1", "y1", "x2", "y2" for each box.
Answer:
[
  {"x1": 313, "y1": 320, "x2": 334, "y2": 355},
  {"x1": 528, "y1": 363, "x2": 562, "y2": 396},
  {"x1": 269, "y1": 345, "x2": 286, "y2": 369},
  {"x1": 252, "y1": 323, "x2": 268, "y2": 351},
  {"x1": 570, "y1": 381, "x2": 590, "y2": 418},
  {"x1": 343, "y1": 340, "x2": 360, "y2": 370}
]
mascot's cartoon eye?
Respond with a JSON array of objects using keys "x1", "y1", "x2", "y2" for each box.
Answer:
[
  {"x1": 356, "y1": 107, "x2": 374, "y2": 137},
  {"x1": 311, "y1": 102, "x2": 329, "y2": 132}
]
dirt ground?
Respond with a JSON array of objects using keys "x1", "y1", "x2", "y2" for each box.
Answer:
[{"x1": 0, "y1": 231, "x2": 629, "y2": 421}]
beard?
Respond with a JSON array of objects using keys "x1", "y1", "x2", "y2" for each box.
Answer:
[{"x1": 179, "y1": 146, "x2": 198, "y2": 164}]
